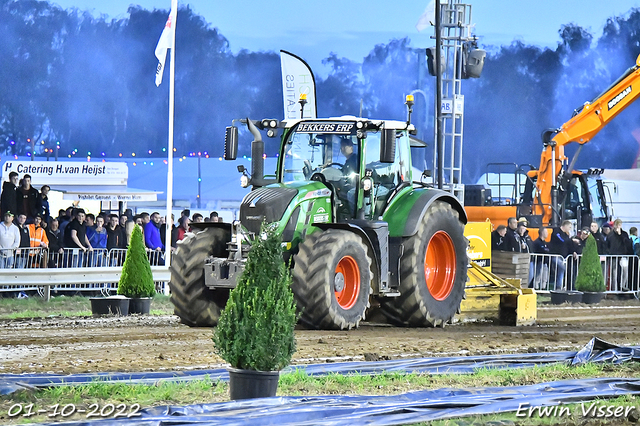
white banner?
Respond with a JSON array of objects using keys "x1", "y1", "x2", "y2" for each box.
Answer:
[
  {"x1": 280, "y1": 50, "x2": 317, "y2": 120},
  {"x1": 2, "y1": 161, "x2": 128, "y2": 186}
]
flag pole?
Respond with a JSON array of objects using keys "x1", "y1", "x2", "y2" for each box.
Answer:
[{"x1": 164, "y1": 0, "x2": 178, "y2": 273}]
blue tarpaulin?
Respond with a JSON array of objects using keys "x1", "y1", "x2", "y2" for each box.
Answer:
[
  {"x1": 2, "y1": 338, "x2": 638, "y2": 396},
  {"x1": 2, "y1": 338, "x2": 639, "y2": 425},
  {"x1": 30, "y1": 378, "x2": 640, "y2": 426}
]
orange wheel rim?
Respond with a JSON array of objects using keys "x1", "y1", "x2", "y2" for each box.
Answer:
[
  {"x1": 334, "y1": 255, "x2": 360, "y2": 309},
  {"x1": 424, "y1": 231, "x2": 456, "y2": 301}
]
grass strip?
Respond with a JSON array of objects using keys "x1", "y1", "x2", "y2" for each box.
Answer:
[
  {"x1": 0, "y1": 294, "x2": 174, "y2": 319},
  {"x1": 1, "y1": 362, "x2": 638, "y2": 424}
]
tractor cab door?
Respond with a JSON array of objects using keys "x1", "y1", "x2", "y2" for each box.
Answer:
[
  {"x1": 282, "y1": 129, "x2": 360, "y2": 222},
  {"x1": 363, "y1": 131, "x2": 411, "y2": 218}
]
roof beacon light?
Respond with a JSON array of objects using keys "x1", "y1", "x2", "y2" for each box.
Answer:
[
  {"x1": 405, "y1": 95, "x2": 414, "y2": 126},
  {"x1": 299, "y1": 93, "x2": 308, "y2": 119}
]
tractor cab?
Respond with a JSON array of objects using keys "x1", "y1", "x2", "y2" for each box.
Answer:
[{"x1": 281, "y1": 119, "x2": 413, "y2": 222}]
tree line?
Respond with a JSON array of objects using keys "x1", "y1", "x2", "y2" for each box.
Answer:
[{"x1": 1, "y1": 0, "x2": 639, "y2": 182}]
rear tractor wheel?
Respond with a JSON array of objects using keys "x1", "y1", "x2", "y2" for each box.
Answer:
[
  {"x1": 292, "y1": 229, "x2": 373, "y2": 330},
  {"x1": 381, "y1": 201, "x2": 467, "y2": 327},
  {"x1": 169, "y1": 228, "x2": 229, "y2": 327}
]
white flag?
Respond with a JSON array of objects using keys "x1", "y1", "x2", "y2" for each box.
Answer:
[
  {"x1": 280, "y1": 50, "x2": 317, "y2": 119},
  {"x1": 155, "y1": 1, "x2": 177, "y2": 87},
  {"x1": 416, "y1": 0, "x2": 436, "y2": 32}
]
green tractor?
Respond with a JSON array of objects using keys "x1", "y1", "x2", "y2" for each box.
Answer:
[{"x1": 169, "y1": 98, "x2": 468, "y2": 329}]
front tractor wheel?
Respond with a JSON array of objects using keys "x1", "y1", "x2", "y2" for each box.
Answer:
[
  {"x1": 169, "y1": 228, "x2": 229, "y2": 327},
  {"x1": 292, "y1": 229, "x2": 373, "y2": 330},
  {"x1": 381, "y1": 201, "x2": 467, "y2": 327}
]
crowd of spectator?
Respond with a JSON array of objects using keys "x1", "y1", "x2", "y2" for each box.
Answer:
[
  {"x1": 0, "y1": 172, "x2": 225, "y2": 269},
  {"x1": 491, "y1": 216, "x2": 640, "y2": 291}
]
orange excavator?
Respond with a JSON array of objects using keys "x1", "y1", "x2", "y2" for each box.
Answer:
[{"x1": 466, "y1": 53, "x2": 640, "y2": 233}]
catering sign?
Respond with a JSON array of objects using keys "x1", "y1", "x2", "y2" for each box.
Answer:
[{"x1": 2, "y1": 161, "x2": 128, "y2": 186}]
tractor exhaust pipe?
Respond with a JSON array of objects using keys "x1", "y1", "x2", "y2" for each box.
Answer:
[{"x1": 246, "y1": 119, "x2": 275, "y2": 188}]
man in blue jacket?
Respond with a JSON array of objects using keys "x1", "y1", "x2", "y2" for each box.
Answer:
[
  {"x1": 87, "y1": 215, "x2": 107, "y2": 266},
  {"x1": 144, "y1": 212, "x2": 164, "y2": 265}
]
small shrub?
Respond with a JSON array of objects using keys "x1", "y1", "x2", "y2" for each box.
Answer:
[
  {"x1": 575, "y1": 234, "x2": 605, "y2": 293},
  {"x1": 213, "y1": 223, "x2": 297, "y2": 371},
  {"x1": 117, "y1": 226, "x2": 155, "y2": 298}
]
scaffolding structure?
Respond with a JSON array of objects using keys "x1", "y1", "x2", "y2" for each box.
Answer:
[{"x1": 433, "y1": 1, "x2": 477, "y2": 202}]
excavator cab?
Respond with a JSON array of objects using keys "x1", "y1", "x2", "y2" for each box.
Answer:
[{"x1": 560, "y1": 174, "x2": 592, "y2": 230}]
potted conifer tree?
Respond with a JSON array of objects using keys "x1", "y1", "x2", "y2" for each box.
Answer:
[
  {"x1": 116, "y1": 225, "x2": 156, "y2": 314},
  {"x1": 213, "y1": 223, "x2": 297, "y2": 400},
  {"x1": 575, "y1": 234, "x2": 606, "y2": 304}
]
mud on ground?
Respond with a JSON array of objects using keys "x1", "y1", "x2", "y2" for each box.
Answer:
[{"x1": 0, "y1": 300, "x2": 639, "y2": 375}]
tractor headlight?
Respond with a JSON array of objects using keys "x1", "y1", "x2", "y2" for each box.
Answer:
[
  {"x1": 240, "y1": 175, "x2": 250, "y2": 188},
  {"x1": 362, "y1": 177, "x2": 373, "y2": 192}
]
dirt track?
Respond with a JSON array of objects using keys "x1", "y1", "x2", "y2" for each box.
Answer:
[{"x1": 1, "y1": 300, "x2": 639, "y2": 375}]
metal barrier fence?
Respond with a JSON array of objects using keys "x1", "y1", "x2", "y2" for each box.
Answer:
[
  {"x1": 0, "y1": 247, "x2": 48, "y2": 269},
  {"x1": 0, "y1": 247, "x2": 170, "y2": 297},
  {"x1": 3, "y1": 247, "x2": 637, "y2": 298},
  {"x1": 0, "y1": 247, "x2": 168, "y2": 269},
  {"x1": 527, "y1": 254, "x2": 566, "y2": 292},
  {"x1": 528, "y1": 253, "x2": 640, "y2": 294}
]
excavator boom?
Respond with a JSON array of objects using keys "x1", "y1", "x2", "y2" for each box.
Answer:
[{"x1": 532, "y1": 53, "x2": 640, "y2": 225}]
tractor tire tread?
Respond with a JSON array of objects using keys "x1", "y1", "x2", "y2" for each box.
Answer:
[
  {"x1": 292, "y1": 230, "x2": 372, "y2": 330},
  {"x1": 169, "y1": 228, "x2": 229, "y2": 327},
  {"x1": 380, "y1": 201, "x2": 468, "y2": 327}
]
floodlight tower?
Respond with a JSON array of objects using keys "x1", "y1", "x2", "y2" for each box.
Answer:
[{"x1": 430, "y1": 0, "x2": 485, "y2": 202}]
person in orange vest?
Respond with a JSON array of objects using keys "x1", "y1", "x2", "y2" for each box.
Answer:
[{"x1": 27, "y1": 214, "x2": 48, "y2": 268}]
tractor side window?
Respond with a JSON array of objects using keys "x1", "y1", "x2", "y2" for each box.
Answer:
[
  {"x1": 364, "y1": 132, "x2": 410, "y2": 186},
  {"x1": 364, "y1": 132, "x2": 406, "y2": 216},
  {"x1": 395, "y1": 133, "x2": 411, "y2": 183}
]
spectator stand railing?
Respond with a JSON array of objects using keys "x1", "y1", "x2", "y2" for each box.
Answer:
[
  {"x1": 528, "y1": 253, "x2": 640, "y2": 295},
  {"x1": 0, "y1": 247, "x2": 170, "y2": 300},
  {"x1": 563, "y1": 254, "x2": 639, "y2": 294},
  {"x1": 527, "y1": 253, "x2": 566, "y2": 292},
  {"x1": 147, "y1": 249, "x2": 165, "y2": 266}
]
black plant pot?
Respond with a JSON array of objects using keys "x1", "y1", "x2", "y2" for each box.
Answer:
[
  {"x1": 550, "y1": 290, "x2": 583, "y2": 305},
  {"x1": 228, "y1": 367, "x2": 279, "y2": 400},
  {"x1": 129, "y1": 297, "x2": 152, "y2": 315},
  {"x1": 90, "y1": 297, "x2": 130, "y2": 316},
  {"x1": 581, "y1": 291, "x2": 605, "y2": 304}
]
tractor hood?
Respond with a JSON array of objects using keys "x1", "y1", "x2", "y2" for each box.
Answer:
[{"x1": 239, "y1": 181, "x2": 332, "y2": 235}]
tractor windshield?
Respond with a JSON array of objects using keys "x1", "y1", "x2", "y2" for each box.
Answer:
[{"x1": 282, "y1": 127, "x2": 360, "y2": 183}]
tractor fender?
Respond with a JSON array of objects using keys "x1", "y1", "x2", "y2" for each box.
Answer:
[
  {"x1": 401, "y1": 188, "x2": 467, "y2": 237},
  {"x1": 189, "y1": 222, "x2": 232, "y2": 243},
  {"x1": 313, "y1": 222, "x2": 381, "y2": 293},
  {"x1": 190, "y1": 222, "x2": 232, "y2": 232}
]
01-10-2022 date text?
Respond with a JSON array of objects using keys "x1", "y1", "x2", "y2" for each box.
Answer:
[{"x1": 8, "y1": 403, "x2": 141, "y2": 419}]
